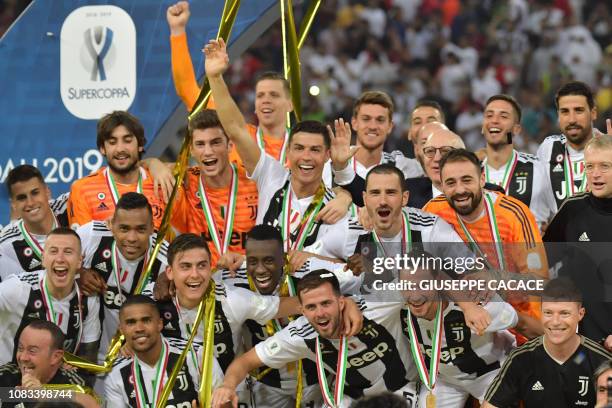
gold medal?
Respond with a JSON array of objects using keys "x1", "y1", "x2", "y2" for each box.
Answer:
[{"x1": 426, "y1": 390, "x2": 436, "y2": 408}]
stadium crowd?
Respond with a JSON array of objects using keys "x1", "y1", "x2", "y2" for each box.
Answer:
[{"x1": 0, "y1": 1, "x2": 611, "y2": 407}]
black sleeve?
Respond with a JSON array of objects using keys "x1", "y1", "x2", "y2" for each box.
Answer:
[
  {"x1": 542, "y1": 205, "x2": 567, "y2": 242},
  {"x1": 337, "y1": 174, "x2": 366, "y2": 207},
  {"x1": 484, "y1": 355, "x2": 521, "y2": 407}
]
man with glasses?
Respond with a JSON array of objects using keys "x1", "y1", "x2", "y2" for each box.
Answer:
[{"x1": 544, "y1": 131, "x2": 612, "y2": 351}]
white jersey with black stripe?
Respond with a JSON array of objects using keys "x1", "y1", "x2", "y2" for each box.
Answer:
[
  {"x1": 255, "y1": 298, "x2": 416, "y2": 400},
  {"x1": 77, "y1": 221, "x2": 169, "y2": 363}
]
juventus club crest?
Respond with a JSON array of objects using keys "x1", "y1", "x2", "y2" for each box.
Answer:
[
  {"x1": 514, "y1": 175, "x2": 527, "y2": 196},
  {"x1": 578, "y1": 376, "x2": 589, "y2": 397},
  {"x1": 451, "y1": 326, "x2": 464, "y2": 343}
]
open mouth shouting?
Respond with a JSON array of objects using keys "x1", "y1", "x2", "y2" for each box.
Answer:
[
  {"x1": 451, "y1": 193, "x2": 473, "y2": 211},
  {"x1": 201, "y1": 158, "x2": 219, "y2": 170},
  {"x1": 376, "y1": 206, "x2": 392, "y2": 222},
  {"x1": 184, "y1": 281, "x2": 204, "y2": 294},
  {"x1": 315, "y1": 317, "x2": 332, "y2": 333},
  {"x1": 51, "y1": 265, "x2": 70, "y2": 283}
]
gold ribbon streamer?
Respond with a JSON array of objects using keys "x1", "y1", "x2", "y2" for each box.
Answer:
[
  {"x1": 281, "y1": 0, "x2": 302, "y2": 122},
  {"x1": 157, "y1": 286, "x2": 212, "y2": 408},
  {"x1": 197, "y1": 285, "x2": 217, "y2": 408},
  {"x1": 190, "y1": 0, "x2": 242, "y2": 117},
  {"x1": 63, "y1": 0, "x2": 241, "y2": 373},
  {"x1": 43, "y1": 384, "x2": 102, "y2": 405}
]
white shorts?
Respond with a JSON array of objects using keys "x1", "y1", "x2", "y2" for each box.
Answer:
[{"x1": 417, "y1": 370, "x2": 499, "y2": 408}]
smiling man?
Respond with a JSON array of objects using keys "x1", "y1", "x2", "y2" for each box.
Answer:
[
  {"x1": 211, "y1": 270, "x2": 419, "y2": 408},
  {"x1": 483, "y1": 278, "x2": 612, "y2": 408},
  {"x1": 537, "y1": 81, "x2": 600, "y2": 212},
  {"x1": 0, "y1": 320, "x2": 99, "y2": 408},
  {"x1": 171, "y1": 109, "x2": 259, "y2": 266},
  {"x1": 0, "y1": 165, "x2": 70, "y2": 281},
  {"x1": 399, "y1": 264, "x2": 518, "y2": 407},
  {"x1": 481, "y1": 94, "x2": 555, "y2": 226},
  {"x1": 204, "y1": 39, "x2": 356, "y2": 262},
  {"x1": 105, "y1": 295, "x2": 223, "y2": 408},
  {"x1": 0, "y1": 228, "x2": 100, "y2": 365},
  {"x1": 424, "y1": 149, "x2": 548, "y2": 344},
  {"x1": 76, "y1": 192, "x2": 169, "y2": 363},
  {"x1": 544, "y1": 132, "x2": 612, "y2": 351},
  {"x1": 219, "y1": 224, "x2": 360, "y2": 408},
  {"x1": 68, "y1": 111, "x2": 165, "y2": 229}
]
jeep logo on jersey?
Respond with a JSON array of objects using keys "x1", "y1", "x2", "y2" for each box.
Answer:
[{"x1": 60, "y1": 5, "x2": 136, "y2": 119}]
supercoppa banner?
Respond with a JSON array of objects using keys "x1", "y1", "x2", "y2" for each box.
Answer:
[{"x1": 0, "y1": 0, "x2": 275, "y2": 223}]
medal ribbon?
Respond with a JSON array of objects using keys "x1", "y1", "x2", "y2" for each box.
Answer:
[
  {"x1": 40, "y1": 275, "x2": 84, "y2": 353},
  {"x1": 371, "y1": 209, "x2": 412, "y2": 257},
  {"x1": 132, "y1": 338, "x2": 169, "y2": 408},
  {"x1": 484, "y1": 150, "x2": 518, "y2": 194},
  {"x1": 111, "y1": 241, "x2": 150, "y2": 300},
  {"x1": 406, "y1": 302, "x2": 443, "y2": 392},
  {"x1": 280, "y1": 183, "x2": 326, "y2": 252},
  {"x1": 456, "y1": 192, "x2": 505, "y2": 270},
  {"x1": 315, "y1": 336, "x2": 348, "y2": 408},
  {"x1": 18, "y1": 213, "x2": 58, "y2": 260},
  {"x1": 104, "y1": 168, "x2": 143, "y2": 205},
  {"x1": 564, "y1": 147, "x2": 586, "y2": 195},
  {"x1": 198, "y1": 163, "x2": 239, "y2": 256},
  {"x1": 257, "y1": 127, "x2": 290, "y2": 164},
  {"x1": 172, "y1": 296, "x2": 201, "y2": 372}
]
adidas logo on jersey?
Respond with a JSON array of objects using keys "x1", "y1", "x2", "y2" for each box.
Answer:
[
  {"x1": 97, "y1": 202, "x2": 109, "y2": 211},
  {"x1": 531, "y1": 381, "x2": 544, "y2": 391},
  {"x1": 28, "y1": 258, "x2": 41, "y2": 270},
  {"x1": 578, "y1": 232, "x2": 590, "y2": 242},
  {"x1": 552, "y1": 163, "x2": 563, "y2": 172},
  {"x1": 95, "y1": 262, "x2": 108, "y2": 272}
]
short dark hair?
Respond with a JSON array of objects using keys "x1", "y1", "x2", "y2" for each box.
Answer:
[
  {"x1": 47, "y1": 227, "x2": 81, "y2": 251},
  {"x1": 353, "y1": 91, "x2": 394, "y2": 121},
  {"x1": 96, "y1": 111, "x2": 146, "y2": 151},
  {"x1": 167, "y1": 233, "x2": 211, "y2": 266},
  {"x1": 247, "y1": 225, "x2": 283, "y2": 248},
  {"x1": 413, "y1": 99, "x2": 445, "y2": 122},
  {"x1": 365, "y1": 163, "x2": 406, "y2": 192},
  {"x1": 555, "y1": 81, "x2": 595, "y2": 110},
  {"x1": 255, "y1": 71, "x2": 290, "y2": 95},
  {"x1": 120, "y1": 294, "x2": 160, "y2": 318},
  {"x1": 486, "y1": 94, "x2": 522, "y2": 122},
  {"x1": 296, "y1": 269, "x2": 341, "y2": 302},
  {"x1": 6, "y1": 165, "x2": 45, "y2": 197},
  {"x1": 542, "y1": 278, "x2": 583, "y2": 304},
  {"x1": 114, "y1": 192, "x2": 153, "y2": 220},
  {"x1": 188, "y1": 109, "x2": 226, "y2": 138},
  {"x1": 23, "y1": 320, "x2": 65, "y2": 351},
  {"x1": 289, "y1": 120, "x2": 330, "y2": 149},
  {"x1": 439, "y1": 148, "x2": 481, "y2": 176},
  {"x1": 350, "y1": 392, "x2": 408, "y2": 408}
]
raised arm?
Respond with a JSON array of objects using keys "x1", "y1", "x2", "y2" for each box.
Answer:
[
  {"x1": 211, "y1": 347, "x2": 263, "y2": 408},
  {"x1": 204, "y1": 38, "x2": 260, "y2": 174},
  {"x1": 167, "y1": 1, "x2": 200, "y2": 110}
]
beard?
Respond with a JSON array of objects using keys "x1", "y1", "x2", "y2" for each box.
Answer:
[
  {"x1": 449, "y1": 189, "x2": 483, "y2": 216},
  {"x1": 108, "y1": 156, "x2": 139, "y2": 175},
  {"x1": 564, "y1": 124, "x2": 591, "y2": 146}
]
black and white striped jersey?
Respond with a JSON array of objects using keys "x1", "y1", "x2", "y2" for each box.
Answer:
[
  {"x1": 77, "y1": 221, "x2": 168, "y2": 363},
  {"x1": 143, "y1": 280, "x2": 280, "y2": 372},
  {"x1": 105, "y1": 336, "x2": 223, "y2": 408},
  {"x1": 483, "y1": 150, "x2": 556, "y2": 224},
  {"x1": 401, "y1": 299, "x2": 517, "y2": 388},
  {"x1": 0, "y1": 193, "x2": 70, "y2": 281},
  {"x1": 0, "y1": 270, "x2": 100, "y2": 364},
  {"x1": 255, "y1": 299, "x2": 416, "y2": 400}
]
